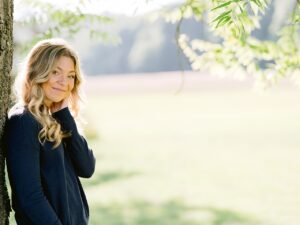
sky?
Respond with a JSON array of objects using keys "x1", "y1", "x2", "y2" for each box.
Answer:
[
  {"x1": 87, "y1": 0, "x2": 184, "y2": 16},
  {"x1": 15, "y1": 0, "x2": 185, "y2": 19}
]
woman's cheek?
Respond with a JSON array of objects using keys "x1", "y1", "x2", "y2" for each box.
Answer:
[
  {"x1": 68, "y1": 83, "x2": 74, "y2": 95},
  {"x1": 66, "y1": 90, "x2": 72, "y2": 98},
  {"x1": 70, "y1": 82, "x2": 75, "y2": 91}
]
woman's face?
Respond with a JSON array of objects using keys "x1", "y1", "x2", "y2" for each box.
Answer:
[{"x1": 41, "y1": 56, "x2": 76, "y2": 107}]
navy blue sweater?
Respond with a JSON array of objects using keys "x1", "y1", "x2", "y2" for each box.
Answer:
[{"x1": 6, "y1": 106, "x2": 96, "y2": 225}]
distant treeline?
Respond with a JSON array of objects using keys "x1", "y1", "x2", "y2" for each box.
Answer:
[{"x1": 82, "y1": 1, "x2": 293, "y2": 76}]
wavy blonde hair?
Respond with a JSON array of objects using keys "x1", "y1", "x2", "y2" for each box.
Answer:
[{"x1": 11, "y1": 38, "x2": 84, "y2": 148}]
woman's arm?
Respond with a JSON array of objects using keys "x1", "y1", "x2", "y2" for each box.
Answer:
[
  {"x1": 6, "y1": 112, "x2": 62, "y2": 225},
  {"x1": 52, "y1": 107, "x2": 96, "y2": 178}
]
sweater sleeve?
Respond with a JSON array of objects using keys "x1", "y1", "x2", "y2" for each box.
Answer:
[
  {"x1": 52, "y1": 107, "x2": 96, "y2": 178},
  {"x1": 6, "y1": 113, "x2": 62, "y2": 225}
]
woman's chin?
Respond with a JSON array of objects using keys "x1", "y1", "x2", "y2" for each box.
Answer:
[
  {"x1": 54, "y1": 99, "x2": 64, "y2": 103},
  {"x1": 52, "y1": 97, "x2": 65, "y2": 103}
]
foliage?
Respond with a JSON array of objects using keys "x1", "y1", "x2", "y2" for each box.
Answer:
[
  {"x1": 162, "y1": 0, "x2": 300, "y2": 89},
  {"x1": 14, "y1": 0, "x2": 116, "y2": 52}
]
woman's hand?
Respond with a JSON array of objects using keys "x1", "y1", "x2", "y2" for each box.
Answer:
[{"x1": 50, "y1": 96, "x2": 70, "y2": 113}]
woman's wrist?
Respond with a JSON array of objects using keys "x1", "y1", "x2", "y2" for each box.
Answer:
[{"x1": 50, "y1": 97, "x2": 70, "y2": 113}]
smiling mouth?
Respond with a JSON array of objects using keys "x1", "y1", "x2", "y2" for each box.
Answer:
[{"x1": 52, "y1": 87, "x2": 66, "y2": 92}]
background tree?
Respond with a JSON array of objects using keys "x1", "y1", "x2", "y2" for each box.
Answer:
[
  {"x1": 0, "y1": 0, "x2": 13, "y2": 224},
  {"x1": 161, "y1": 0, "x2": 300, "y2": 89}
]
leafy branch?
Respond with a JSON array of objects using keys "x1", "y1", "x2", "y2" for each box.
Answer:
[
  {"x1": 15, "y1": 0, "x2": 117, "y2": 53},
  {"x1": 167, "y1": 0, "x2": 300, "y2": 89}
]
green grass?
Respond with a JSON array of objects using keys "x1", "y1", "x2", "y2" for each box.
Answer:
[
  {"x1": 8, "y1": 83, "x2": 300, "y2": 225},
  {"x1": 82, "y1": 88, "x2": 300, "y2": 225}
]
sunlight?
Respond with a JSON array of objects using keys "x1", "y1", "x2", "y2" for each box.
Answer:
[{"x1": 14, "y1": 0, "x2": 184, "y2": 17}]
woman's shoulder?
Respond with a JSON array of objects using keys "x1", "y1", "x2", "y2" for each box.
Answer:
[{"x1": 8, "y1": 105, "x2": 38, "y2": 127}]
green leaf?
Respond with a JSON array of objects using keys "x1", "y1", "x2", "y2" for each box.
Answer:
[
  {"x1": 294, "y1": 15, "x2": 300, "y2": 23},
  {"x1": 211, "y1": 1, "x2": 233, "y2": 11},
  {"x1": 212, "y1": 10, "x2": 232, "y2": 23},
  {"x1": 216, "y1": 16, "x2": 231, "y2": 28},
  {"x1": 250, "y1": 0, "x2": 264, "y2": 8}
]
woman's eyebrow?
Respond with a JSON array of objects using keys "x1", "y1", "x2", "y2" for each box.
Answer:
[{"x1": 56, "y1": 66, "x2": 76, "y2": 73}]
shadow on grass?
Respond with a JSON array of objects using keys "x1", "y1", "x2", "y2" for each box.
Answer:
[
  {"x1": 82, "y1": 170, "x2": 139, "y2": 187},
  {"x1": 89, "y1": 199, "x2": 261, "y2": 225}
]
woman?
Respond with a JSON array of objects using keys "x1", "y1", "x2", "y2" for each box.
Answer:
[{"x1": 5, "y1": 38, "x2": 96, "y2": 225}]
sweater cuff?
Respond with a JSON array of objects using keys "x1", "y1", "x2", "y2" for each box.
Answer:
[
  {"x1": 52, "y1": 107, "x2": 77, "y2": 133},
  {"x1": 52, "y1": 107, "x2": 70, "y2": 118}
]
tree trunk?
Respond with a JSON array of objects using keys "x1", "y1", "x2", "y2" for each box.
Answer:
[{"x1": 0, "y1": 0, "x2": 13, "y2": 224}]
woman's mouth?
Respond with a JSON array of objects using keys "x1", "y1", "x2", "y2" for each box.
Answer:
[{"x1": 52, "y1": 87, "x2": 66, "y2": 92}]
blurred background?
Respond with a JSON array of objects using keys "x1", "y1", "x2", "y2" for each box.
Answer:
[{"x1": 9, "y1": 0, "x2": 300, "y2": 225}]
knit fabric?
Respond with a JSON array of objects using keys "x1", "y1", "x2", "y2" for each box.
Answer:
[{"x1": 6, "y1": 107, "x2": 96, "y2": 225}]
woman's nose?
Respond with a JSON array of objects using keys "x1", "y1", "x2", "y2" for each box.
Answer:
[{"x1": 58, "y1": 74, "x2": 67, "y2": 85}]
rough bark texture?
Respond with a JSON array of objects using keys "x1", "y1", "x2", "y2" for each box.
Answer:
[{"x1": 0, "y1": 0, "x2": 13, "y2": 224}]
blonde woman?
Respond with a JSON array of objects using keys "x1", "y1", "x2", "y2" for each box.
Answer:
[{"x1": 5, "y1": 38, "x2": 96, "y2": 225}]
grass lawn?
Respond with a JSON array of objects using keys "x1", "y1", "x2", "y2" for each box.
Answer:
[{"x1": 8, "y1": 73, "x2": 300, "y2": 225}]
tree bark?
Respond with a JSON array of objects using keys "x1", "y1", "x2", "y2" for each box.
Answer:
[{"x1": 0, "y1": 0, "x2": 13, "y2": 224}]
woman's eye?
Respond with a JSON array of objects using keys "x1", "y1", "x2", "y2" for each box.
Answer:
[
  {"x1": 52, "y1": 70, "x2": 59, "y2": 75},
  {"x1": 68, "y1": 75, "x2": 76, "y2": 79}
]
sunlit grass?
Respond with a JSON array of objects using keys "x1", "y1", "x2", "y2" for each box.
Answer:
[{"x1": 82, "y1": 87, "x2": 300, "y2": 225}]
